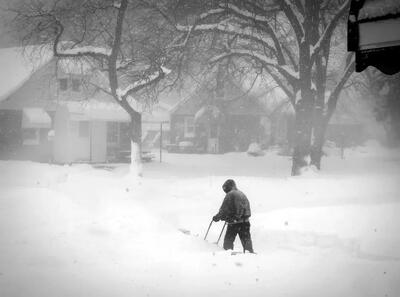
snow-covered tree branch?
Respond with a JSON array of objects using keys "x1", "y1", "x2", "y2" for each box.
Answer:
[
  {"x1": 310, "y1": 0, "x2": 351, "y2": 63},
  {"x1": 117, "y1": 66, "x2": 170, "y2": 101},
  {"x1": 176, "y1": 0, "x2": 353, "y2": 175},
  {"x1": 326, "y1": 54, "x2": 355, "y2": 120},
  {"x1": 209, "y1": 49, "x2": 299, "y2": 84},
  {"x1": 276, "y1": 0, "x2": 305, "y2": 44}
]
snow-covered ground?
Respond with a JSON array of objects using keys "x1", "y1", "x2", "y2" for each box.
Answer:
[{"x1": 0, "y1": 143, "x2": 399, "y2": 297}]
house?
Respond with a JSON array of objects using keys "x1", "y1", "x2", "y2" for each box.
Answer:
[
  {"x1": 169, "y1": 80, "x2": 268, "y2": 153},
  {"x1": 52, "y1": 101, "x2": 131, "y2": 163},
  {"x1": 326, "y1": 113, "x2": 365, "y2": 147},
  {"x1": 268, "y1": 101, "x2": 295, "y2": 148},
  {"x1": 0, "y1": 46, "x2": 139, "y2": 163},
  {"x1": 348, "y1": 0, "x2": 400, "y2": 74},
  {"x1": 142, "y1": 102, "x2": 171, "y2": 150},
  {"x1": 325, "y1": 89, "x2": 369, "y2": 147}
]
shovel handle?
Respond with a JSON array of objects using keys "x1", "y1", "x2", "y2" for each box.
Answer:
[
  {"x1": 216, "y1": 222, "x2": 227, "y2": 245},
  {"x1": 204, "y1": 219, "x2": 213, "y2": 240}
]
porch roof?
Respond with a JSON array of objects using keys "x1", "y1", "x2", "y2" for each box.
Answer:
[
  {"x1": 62, "y1": 101, "x2": 130, "y2": 122},
  {"x1": 22, "y1": 107, "x2": 52, "y2": 128}
]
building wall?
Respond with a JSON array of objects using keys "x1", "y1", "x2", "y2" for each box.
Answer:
[
  {"x1": 170, "y1": 115, "x2": 194, "y2": 143},
  {"x1": 91, "y1": 121, "x2": 107, "y2": 163},
  {"x1": 0, "y1": 110, "x2": 53, "y2": 162},
  {"x1": 55, "y1": 119, "x2": 108, "y2": 163},
  {"x1": 54, "y1": 107, "x2": 70, "y2": 163},
  {"x1": 54, "y1": 108, "x2": 91, "y2": 163},
  {"x1": 69, "y1": 121, "x2": 91, "y2": 162},
  {"x1": 0, "y1": 110, "x2": 22, "y2": 154}
]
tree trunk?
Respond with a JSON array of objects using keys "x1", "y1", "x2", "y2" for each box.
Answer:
[
  {"x1": 291, "y1": 96, "x2": 314, "y2": 176},
  {"x1": 310, "y1": 116, "x2": 329, "y2": 170},
  {"x1": 129, "y1": 110, "x2": 142, "y2": 176},
  {"x1": 310, "y1": 77, "x2": 327, "y2": 170},
  {"x1": 291, "y1": 36, "x2": 314, "y2": 176}
]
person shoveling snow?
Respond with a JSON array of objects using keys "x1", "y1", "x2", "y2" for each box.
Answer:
[{"x1": 212, "y1": 179, "x2": 254, "y2": 253}]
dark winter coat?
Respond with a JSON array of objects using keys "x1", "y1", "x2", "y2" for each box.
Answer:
[{"x1": 214, "y1": 189, "x2": 251, "y2": 224}]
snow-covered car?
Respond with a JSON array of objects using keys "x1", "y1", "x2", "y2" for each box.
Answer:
[
  {"x1": 247, "y1": 142, "x2": 265, "y2": 157},
  {"x1": 141, "y1": 150, "x2": 155, "y2": 162}
]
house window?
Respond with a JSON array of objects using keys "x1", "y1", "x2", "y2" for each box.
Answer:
[
  {"x1": 79, "y1": 121, "x2": 90, "y2": 138},
  {"x1": 59, "y1": 78, "x2": 68, "y2": 91},
  {"x1": 184, "y1": 116, "x2": 195, "y2": 138},
  {"x1": 22, "y1": 128, "x2": 39, "y2": 145},
  {"x1": 72, "y1": 79, "x2": 81, "y2": 92},
  {"x1": 107, "y1": 122, "x2": 119, "y2": 145}
]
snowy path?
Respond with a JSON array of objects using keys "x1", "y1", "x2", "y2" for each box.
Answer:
[{"x1": 0, "y1": 146, "x2": 399, "y2": 297}]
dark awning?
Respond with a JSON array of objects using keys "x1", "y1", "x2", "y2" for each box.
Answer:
[{"x1": 348, "y1": 0, "x2": 400, "y2": 74}]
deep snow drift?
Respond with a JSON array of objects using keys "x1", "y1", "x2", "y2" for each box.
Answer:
[{"x1": 0, "y1": 143, "x2": 399, "y2": 297}]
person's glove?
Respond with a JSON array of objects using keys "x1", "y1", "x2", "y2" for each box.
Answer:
[{"x1": 212, "y1": 215, "x2": 220, "y2": 222}]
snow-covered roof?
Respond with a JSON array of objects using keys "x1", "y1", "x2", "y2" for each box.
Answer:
[
  {"x1": 59, "y1": 45, "x2": 111, "y2": 56},
  {"x1": 142, "y1": 103, "x2": 171, "y2": 123},
  {"x1": 358, "y1": 0, "x2": 400, "y2": 21},
  {"x1": 194, "y1": 105, "x2": 221, "y2": 122},
  {"x1": 60, "y1": 100, "x2": 130, "y2": 122},
  {"x1": 58, "y1": 59, "x2": 94, "y2": 75},
  {"x1": 0, "y1": 46, "x2": 53, "y2": 102}
]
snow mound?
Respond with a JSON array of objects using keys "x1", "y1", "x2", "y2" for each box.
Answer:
[
  {"x1": 0, "y1": 161, "x2": 71, "y2": 187},
  {"x1": 247, "y1": 142, "x2": 265, "y2": 156}
]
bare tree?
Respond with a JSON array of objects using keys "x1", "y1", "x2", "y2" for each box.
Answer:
[
  {"x1": 176, "y1": 0, "x2": 355, "y2": 175},
  {"x1": 8, "y1": 0, "x2": 177, "y2": 175}
]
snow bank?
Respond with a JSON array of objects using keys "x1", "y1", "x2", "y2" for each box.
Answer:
[{"x1": 0, "y1": 161, "x2": 79, "y2": 187}]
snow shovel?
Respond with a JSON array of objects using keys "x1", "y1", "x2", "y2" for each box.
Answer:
[
  {"x1": 204, "y1": 219, "x2": 214, "y2": 240},
  {"x1": 215, "y1": 222, "x2": 227, "y2": 245}
]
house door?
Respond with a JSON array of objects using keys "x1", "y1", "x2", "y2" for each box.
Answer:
[{"x1": 106, "y1": 122, "x2": 131, "y2": 162}]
